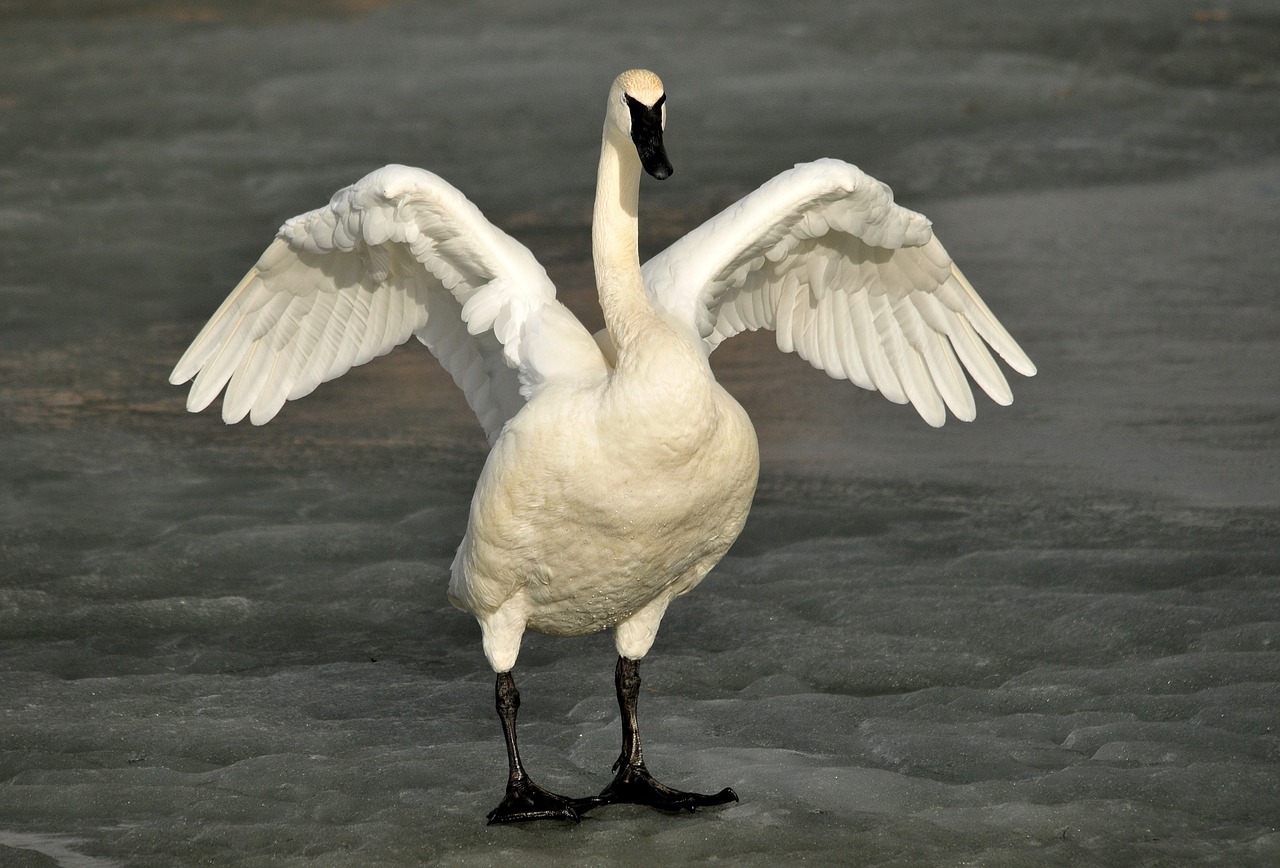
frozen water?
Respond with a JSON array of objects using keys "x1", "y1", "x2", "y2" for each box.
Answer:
[{"x1": 2, "y1": 1, "x2": 1279, "y2": 865}]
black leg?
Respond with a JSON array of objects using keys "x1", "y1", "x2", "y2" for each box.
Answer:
[
  {"x1": 486, "y1": 671, "x2": 597, "y2": 824},
  {"x1": 587, "y1": 656, "x2": 738, "y2": 813}
]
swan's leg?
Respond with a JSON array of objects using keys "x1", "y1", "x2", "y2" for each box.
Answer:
[
  {"x1": 486, "y1": 670, "x2": 598, "y2": 824},
  {"x1": 479, "y1": 596, "x2": 594, "y2": 823},
  {"x1": 589, "y1": 656, "x2": 738, "y2": 813}
]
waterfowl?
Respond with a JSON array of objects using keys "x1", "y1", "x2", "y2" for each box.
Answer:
[{"x1": 170, "y1": 69, "x2": 1035, "y2": 823}]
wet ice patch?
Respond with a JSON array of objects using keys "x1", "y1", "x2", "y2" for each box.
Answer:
[{"x1": 0, "y1": 831, "x2": 120, "y2": 867}]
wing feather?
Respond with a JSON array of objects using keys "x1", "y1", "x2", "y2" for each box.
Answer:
[
  {"x1": 851, "y1": 289, "x2": 907, "y2": 405},
  {"x1": 814, "y1": 288, "x2": 844, "y2": 380},
  {"x1": 643, "y1": 158, "x2": 1034, "y2": 425},
  {"x1": 171, "y1": 165, "x2": 605, "y2": 439},
  {"x1": 832, "y1": 290, "x2": 872, "y2": 391}
]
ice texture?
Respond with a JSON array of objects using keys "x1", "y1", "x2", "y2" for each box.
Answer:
[{"x1": 2, "y1": 1, "x2": 1279, "y2": 865}]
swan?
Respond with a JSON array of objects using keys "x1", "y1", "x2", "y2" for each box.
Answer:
[{"x1": 170, "y1": 69, "x2": 1036, "y2": 823}]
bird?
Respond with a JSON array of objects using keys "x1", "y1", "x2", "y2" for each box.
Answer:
[{"x1": 170, "y1": 69, "x2": 1036, "y2": 824}]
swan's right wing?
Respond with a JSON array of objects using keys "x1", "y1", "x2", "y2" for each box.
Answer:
[
  {"x1": 170, "y1": 165, "x2": 606, "y2": 441},
  {"x1": 643, "y1": 159, "x2": 1035, "y2": 426}
]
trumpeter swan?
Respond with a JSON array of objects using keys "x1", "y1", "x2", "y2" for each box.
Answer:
[{"x1": 171, "y1": 69, "x2": 1036, "y2": 823}]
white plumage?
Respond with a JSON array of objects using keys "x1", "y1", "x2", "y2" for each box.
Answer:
[
  {"x1": 171, "y1": 69, "x2": 1035, "y2": 822},
  {"x1": 642, "y1": 157, "x2": 1034, "y2": 427},
  {"x1": 170, "y1": 164, "x2": 601, "y2": 440}
]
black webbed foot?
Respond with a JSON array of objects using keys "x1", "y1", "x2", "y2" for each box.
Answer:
[
  {"x1": 486, "y1": 777, "x2": 599, "y2": 824},
  {"x1": 590, "y1": 758, "x2": 737, "y2": 813}
]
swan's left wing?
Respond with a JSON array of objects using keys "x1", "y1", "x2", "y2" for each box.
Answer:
[
  {"x1": 170, "y1": 165, "x2": 605, "y2": 442},
  {"x1": 642, "y1": 159, "x2": 1035, "y2": 426}
]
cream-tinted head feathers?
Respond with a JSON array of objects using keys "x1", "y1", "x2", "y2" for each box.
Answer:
[{"x1": 615, "y1": 69, "x2": 665, "y2": 107}]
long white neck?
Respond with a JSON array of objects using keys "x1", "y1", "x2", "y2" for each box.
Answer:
[
  {"x1": 593, "y1": 127, "x2": 653, "y2": 360},
  {"x1": 591, "y1": 106, "x2": 724, "y2": 453}
]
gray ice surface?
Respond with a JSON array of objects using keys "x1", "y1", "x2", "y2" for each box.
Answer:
[{"x1": 2, "y1": 1, "x2": 1279, "y2": 865}]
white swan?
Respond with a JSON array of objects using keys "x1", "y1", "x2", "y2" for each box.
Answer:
[{"x1": 170, "y1": 69, "x2": 1035, "y2": 823}]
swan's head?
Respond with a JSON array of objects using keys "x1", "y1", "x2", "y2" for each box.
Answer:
[{"x1": 608, "y1": 69, "x2": 672, "y2": 181}]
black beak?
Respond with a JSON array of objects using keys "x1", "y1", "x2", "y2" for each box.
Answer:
[{"x1": 626, "y1": 94, "x2": 672, "y2": 180}]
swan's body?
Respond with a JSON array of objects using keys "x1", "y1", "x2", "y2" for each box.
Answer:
[
  {"x1": 452, "y1": 368, "x2": 757, "y2": 664},
  {"x1": 171, "y1": 70, "x2": 1034, "y2": 822}
]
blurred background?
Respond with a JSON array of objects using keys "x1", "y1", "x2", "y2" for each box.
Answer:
[{"x1": 1, "y1": 1, "x2": 1278, "y2": 865}]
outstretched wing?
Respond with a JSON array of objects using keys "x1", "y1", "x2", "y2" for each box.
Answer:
[
  {"x1": 170, "y1": 164, "x2": 606, "y2": 441},
  {"x1": 642, "y1": 159, "x2": 1036, "y2": 427}
]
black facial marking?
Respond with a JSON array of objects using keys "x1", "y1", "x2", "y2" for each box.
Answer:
[{"x1": 625, "y1": 93, "x2": 672, "y2": 180}]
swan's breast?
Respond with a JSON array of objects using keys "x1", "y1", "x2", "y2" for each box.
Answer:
[{"x1": 449, "y1": 379, "x2": 759, "y2": 636}]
